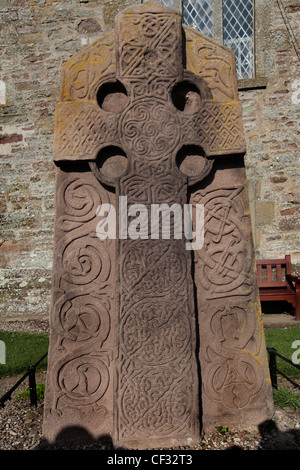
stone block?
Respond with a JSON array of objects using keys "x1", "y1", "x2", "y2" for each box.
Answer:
[
  {"x1": 19, "y1": 32, "x2": 45, "y2": 44},
  {"x1": 255, "y1": 201, "x2": 275, "y2": 226}
]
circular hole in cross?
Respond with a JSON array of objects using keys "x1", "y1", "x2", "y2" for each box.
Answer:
[
  {"x1": 176, "y1": 145, "x2": 206, "y2": 178},
  {"x1": 97, "y1": 81, "x2": 128, "y2": 112},
  {"x1": 171, "y1": 81, "x2": 201, "y2": 113},
  {"x1": 96, "y1": 146, "x2": 128, "y2": 180}
]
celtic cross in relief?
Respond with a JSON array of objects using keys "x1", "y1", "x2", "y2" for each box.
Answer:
[{"x1": 52, "y1": 0, "x2": 246, "y2": 445}]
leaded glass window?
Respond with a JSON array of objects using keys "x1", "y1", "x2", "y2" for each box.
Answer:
[
  {"x1": 223, "y1": 0, "x2": 254, "y2": 79},
  {"x1": 182, "y1": 0, "x2": 214, "y2": 38}
]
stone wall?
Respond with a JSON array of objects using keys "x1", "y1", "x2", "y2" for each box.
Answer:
[
  {"x1": 0, "y1": 0, "x2": 299, "y2": 329},
  {"x1": 240, "y1": 1, "x2": 300, "y2": 265}
]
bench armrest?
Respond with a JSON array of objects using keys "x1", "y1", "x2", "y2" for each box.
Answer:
[{"x1": 286, "y1": 274, "x2": 300, "y2": 285}]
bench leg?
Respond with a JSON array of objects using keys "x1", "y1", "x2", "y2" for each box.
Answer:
[{"x1": 295, "y1": 282, "x2": 300, "y2": 321}]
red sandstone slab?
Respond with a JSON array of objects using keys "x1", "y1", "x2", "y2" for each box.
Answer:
[{"x1": 43, "y1": 0, "x2": 274, "y2": 449}]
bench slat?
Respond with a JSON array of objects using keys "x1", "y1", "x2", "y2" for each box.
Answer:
[
  {"x1": 276, "y1": 264, "x2": 282, "y2": 282},
  {"x1": 256, "y1": 258, "x2": 286, "y2": 266},
  {"x1": 266, "y1": 264, "x2": 272, "y2": 282},
  {"x1": 258, "y1": 281, "x2": 290, "y2": 288}
]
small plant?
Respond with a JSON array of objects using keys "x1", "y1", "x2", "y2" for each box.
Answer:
[
  {"x1": 15, "y1": 382, "x2": 45, "y2": 402},
  {"x1": 216, "y1": 426, "x2": 228, "y2": 435},
  {"x1": 273, "y1": 386, "x2": 300, "y2": 411}
]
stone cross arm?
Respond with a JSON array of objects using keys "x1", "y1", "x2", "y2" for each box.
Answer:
[
  {"x1": 53, "y1": 0, "x2": 246, "y2": 166},
  {"x1": 53, "y1": 99, "x2": 245, "y2": 162}
]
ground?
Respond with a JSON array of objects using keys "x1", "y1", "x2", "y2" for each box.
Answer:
[
  {"x1": 0, "y1": 314, "x2": 299, "y2": 450},
  {"x1": 0, "y1": 371, "x2": 299, "y2": 451}
]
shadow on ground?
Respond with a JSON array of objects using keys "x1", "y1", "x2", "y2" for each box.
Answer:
[
  {"x1": 35, "y1": 427, "x2": 124, "y2": 450},
  {"x1": 227, "y1": 420, "x2": 300, "y2": 451},
  {"x1": 35, "y1": 420, "x2": 300, "y2": 450}
]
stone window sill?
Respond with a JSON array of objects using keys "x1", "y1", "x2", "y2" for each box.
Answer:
[{"x1": 238, "y1": 77, "x2": 268, "y2": 91}]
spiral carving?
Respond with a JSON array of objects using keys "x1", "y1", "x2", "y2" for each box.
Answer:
[
  {"x1": 56, "y1": 354, "x2": 110, "y2": 407},
  {"x1": 57, "y1": 178, "x2": 110, "y2": 232},
  {"x1": 120, "y1": 98, "x2": 181, "y2": 159},
  {"x1": 57, "y1": 293, "x2": 110, "y2": 348},
  {"x1": 48, "y1": 171, "x2": 114, "y2": 420},
  {"x1": 61, "y1": 236, "x2": 111, "y2": 286}
]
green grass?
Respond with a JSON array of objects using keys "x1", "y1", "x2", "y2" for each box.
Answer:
[
  {"x1": 15, "y1": 382, "x2": 45, "y2": 401},
  {"x1": 273, "y1": 386, "x2": 300, "y2": 411},
  {"x1": 264, "y1": 327, "x2": 300, "y2": 379},
  {"x1": 0, "y1": 330, "x2": 48, "y2": 379},
  {"x1": 0, "y1": 326, "x2": 299, "y2": 384}
]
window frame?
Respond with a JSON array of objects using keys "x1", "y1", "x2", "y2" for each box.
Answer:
[{"x1": 142, "y1": 0, "x2": 271, "y2": 90}]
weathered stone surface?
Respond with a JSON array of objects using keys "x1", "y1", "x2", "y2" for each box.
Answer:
[
  {"x1": 42, "y1": 164, "x2": 116, "y2": 444},
  {"x1": 191, "y1": 158, "x2": 274, "y2": 432},
  {"x1": 255, "y1": 201, "x2": 275, "y2": 226},
  {"x1": 43, "y1": 1, "x2": 274, "y2": 449}
]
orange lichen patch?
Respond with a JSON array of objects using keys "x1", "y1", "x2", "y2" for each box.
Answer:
[
  {"x1": 184, "y1": 26, "x2": 238, "y2": 101},
  {"x1": 60, "y1": 31, "x2": 116, "y2": 102}
]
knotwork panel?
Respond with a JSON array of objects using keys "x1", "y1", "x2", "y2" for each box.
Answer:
[{"x1": 191, "y1": 161, "x2": 274, "y2": 431}]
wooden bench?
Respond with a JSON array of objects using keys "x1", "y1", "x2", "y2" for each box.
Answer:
[{"x1": 256, "y1": 255, "x2": 300, "y2": 321}]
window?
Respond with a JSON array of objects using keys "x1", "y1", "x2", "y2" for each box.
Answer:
[
  {"x1": 222, "y1": 0, "x2": 254, "y2": 79},
  {"x1": 181, "y1": 0, "x2": 254, "y2": 79},
  {"x1": 182, "y1": 0, "x2": 214, "y2": 39},
  {"x1": 141, "y1": 0, "x2": 270, "y2": 87}
]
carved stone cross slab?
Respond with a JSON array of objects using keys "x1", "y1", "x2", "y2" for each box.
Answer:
[{"x1": 43, "y1": 0, "x2": 274, "y2": 449}]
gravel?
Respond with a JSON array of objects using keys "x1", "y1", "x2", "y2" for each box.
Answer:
[
  {"x1": 0, "y1": 374, "x2": 299, "y2": 451},
  {"x1": 1, "y1": 310, "x2": 299, "y2": 451}
]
